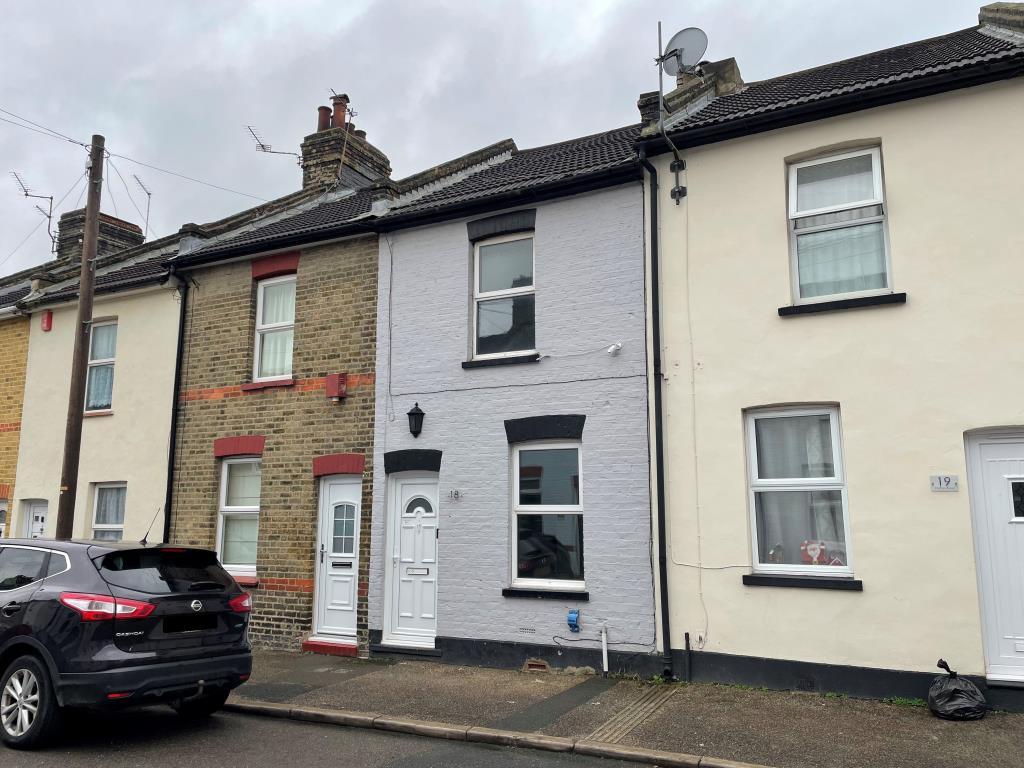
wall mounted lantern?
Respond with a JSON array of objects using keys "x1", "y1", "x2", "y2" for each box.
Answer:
[{"x1": 407, "y1": 403, "x2": 425, "y2": 438}]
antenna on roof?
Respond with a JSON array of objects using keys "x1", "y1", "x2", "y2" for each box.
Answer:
[
  {"x1": 11, "y1": 170, "x2": 57, "y2": 252},
  {"x1": 653, "y1": 23, "x2": 706, "y2": 205},
  {"x1": 246, "y1": 125, "x2": 301, "y2": 166},
  {"x1": 133, "y1": 174, "x2": 153, "y2": 240}
]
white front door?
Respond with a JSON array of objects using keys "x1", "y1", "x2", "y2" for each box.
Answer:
[
  {"x1": 968, "y1": 434, "x2": 1024, "y2": 682},
  {"x1": 25, "y1": 501, "x2": 47, "y2": 539},
  {"x1": 314, "y1": 476, "x2": 361, "y2": 639},
  {"x1": 384, "y1": 475, "x2": 439, "y2": 648}
]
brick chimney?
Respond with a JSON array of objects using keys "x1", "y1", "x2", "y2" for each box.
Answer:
[
  {"x1": 300, "y1": 94, "x2": 392, "y2": 190},
  {"x1": 639, "y1": 58, "x2": 745, "y2": 134},
  {"x1": 56, "y1": 209, "x2": 145, "y2": 263},
  {"x1": 980, "y1": 2, "x2": 1024, "y2": 31}
]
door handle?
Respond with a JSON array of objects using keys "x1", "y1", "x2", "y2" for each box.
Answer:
[
  {"x1": 320, "y1": 544, "x2": 325, "y2": 564},
  {"x1": 1, "y1": 602, "x2": 21, "y2": 617}
]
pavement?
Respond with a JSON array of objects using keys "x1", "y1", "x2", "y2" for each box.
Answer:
[
  {"x1": 229, "y1": 650, "x2": 1024, "y2": 768},
  {"x1": 2, "y1": 709, "x2": 644, "y2": 768}
]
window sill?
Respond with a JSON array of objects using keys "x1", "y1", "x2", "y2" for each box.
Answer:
[
  {"x1": 743, "y1": 574, "x2": 863, "y2": 591},
  {"x1": 778, "y1": 292, "x2": 906, "y2": 317},
  {"x1": 502, "y1": 587, "x2": 590, "y2": 601},
  {"x1": 83, "y1": 410, "x2": 113, "y2": 418},
  {"x1": 241, "y1": 378, "x2": 295, "y2": 392},
  {"x1": 463, "y1": 353, "x2": 540, "y2": 369}
]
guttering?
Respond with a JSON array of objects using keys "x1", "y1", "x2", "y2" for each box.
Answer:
[
  {"x1": 162, "y1": 269, "x2": 188, "y2": 544},
  {"x1": 638, "y1": 147, "x2": 674, "y2": 680},
  {"x1": 637, "y1": 54, "x2": 1024, "y2": 157}
]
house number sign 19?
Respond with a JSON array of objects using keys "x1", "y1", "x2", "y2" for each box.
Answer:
[{"x1": 930, "y1": 475, "x2": 959, "y2": 492}]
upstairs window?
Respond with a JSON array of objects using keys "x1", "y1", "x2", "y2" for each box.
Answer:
[
  {"x1": 788, "y1": 148, "x2": 890, "y2": 302},
  {"x1": 512, "y1": 443, "x2": 584, "y2": 589},
  {"x1": 254, "y1": 275, "x2": 295, "y2": 381},
  {"x1": 474, "y1": 234, "x2": 535, "y2": 359},
  {"x1": 86, "y1": 322, "x2": 117, "y2": 411},
  {"x1": 218, "y1": 458, "x2": 261, "y2": 574},
  {"x1": 746, "y1": 407, "x2": 853, "y2": 576},
  {"x1": 92, "y1": 483, "x2": 127, "y2": 541}
]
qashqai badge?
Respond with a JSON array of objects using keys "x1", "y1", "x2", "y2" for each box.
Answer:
[{"x1": 190, "y1": 600, "x2": 203, "y2": 612}]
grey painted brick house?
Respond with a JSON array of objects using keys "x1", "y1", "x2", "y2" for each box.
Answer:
[{"x1": 366, "y1": 128, "x2": 661, "y2": 672}]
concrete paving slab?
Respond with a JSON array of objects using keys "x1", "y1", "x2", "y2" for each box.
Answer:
[{"x1": 622, "y1": 682, "x2": 1024, "y2": 768}]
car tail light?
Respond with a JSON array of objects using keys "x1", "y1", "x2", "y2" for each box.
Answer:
[
  {"x1": 228, "y1": 592, "x2": 252, "y2": 614},
  {"x1": 107, "y1": 692, "x2": 133, "y2": 700},
  {"x1": 59, "y1": 593, "x2": 156, "y2": 621}
]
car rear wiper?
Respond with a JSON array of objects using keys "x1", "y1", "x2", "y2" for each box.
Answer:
[{"x1": 188, "y1": 581, "x2": 226, "y2": 592}]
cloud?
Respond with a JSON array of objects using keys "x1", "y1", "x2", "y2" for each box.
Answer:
[{"x1": 0, "y1": 0, "x2": 980, "y2": 276}]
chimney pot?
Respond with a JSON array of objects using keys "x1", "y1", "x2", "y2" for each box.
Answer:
[
  {"x1": 330, "y1": 93, "x2": 350, "y2": 129},
  {"x1": 317, "y1": 106, "x2": 331, "y2": 132},
  {"x1": 354, "y1": 129, "x2": 367, "y2": 140}
]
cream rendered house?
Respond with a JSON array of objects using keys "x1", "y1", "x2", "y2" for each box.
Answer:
[
  {"x1": 640, "y1": 4, "x2": 1024, "y2": 707},
  {"x1": 11, "y1": 213, "x2": 182, "y2": 543}
]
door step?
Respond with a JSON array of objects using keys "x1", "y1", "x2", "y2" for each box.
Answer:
[{"x1": 302, "y1": 637, "x2": 358, "y2": 657}]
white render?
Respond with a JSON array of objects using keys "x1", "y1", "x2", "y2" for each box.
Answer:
[
  {"x1": 648, "y1": 78, "x2": 1024, "y2": 676},
  {"x1": 369, "y1": 184, "x2": 657, "y2": 653},
  {"x1": 11, "y1": 286, "x2": 180, "y2": 542}
]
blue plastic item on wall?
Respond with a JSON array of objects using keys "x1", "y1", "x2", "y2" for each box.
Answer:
[{"x1": 567, "y1": 609, "x2": 581, "y2": 633}]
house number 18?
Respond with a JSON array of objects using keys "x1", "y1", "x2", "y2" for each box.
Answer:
[{"x1": 448, "y1": 490, "x2": 462, "y2": 500}]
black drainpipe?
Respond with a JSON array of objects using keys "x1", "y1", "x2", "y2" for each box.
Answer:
[
  {"x1": 638, "y1": 147, "x2": 674, "y2": 680},
  {"x1": 161, "y1": 269, "x2": 188, "y2": 544}
]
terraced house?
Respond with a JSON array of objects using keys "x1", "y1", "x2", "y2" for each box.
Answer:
[
  {"x1": 639, "y1": 3, "x2": 1024, "y2": 707},
  {"x1": 0, "y1": 275, "x2": 32, "y2": 538}
]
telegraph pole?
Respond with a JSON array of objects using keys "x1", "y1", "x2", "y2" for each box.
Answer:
[{"x1": 55, "y1": 135, "x2": 104, "y2": 540}]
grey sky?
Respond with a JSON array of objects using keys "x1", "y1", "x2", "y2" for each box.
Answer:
[{"x1": 0, "y1": 0, "x2": 981, "y2": 277}]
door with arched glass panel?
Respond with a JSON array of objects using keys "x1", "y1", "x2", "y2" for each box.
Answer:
[{"x1": 314, "y1": 476, "x2": 362, "y2": 638}]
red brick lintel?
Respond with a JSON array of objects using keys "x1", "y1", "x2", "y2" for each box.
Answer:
[
  {"x1": 251, "y1": 251, "x2": 300, "y2": 281},
  {"x1": 213, "y1": 435, "x2": 266, "y2": 458},
  {"x1": 240, "y1": 378, "x2": 295, "y2": 392},
  {"x1": 181, "y1": 373, "x2": 374, "y2": 403},
  {"x1": 312, "y1": 453, "x2": 365, "y2": 477}
]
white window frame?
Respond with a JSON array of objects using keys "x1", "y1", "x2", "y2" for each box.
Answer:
[
  {"x1": 787, "y1": 147, "x2": 892, "y2": 305},
  {"x1": 745, "y1": 406, "x2": 854, "y2": 577},
  {"x1": 85, "y1": 320, "x2": 117, "y2": 412},
  {"x1": 511, "y1": 440, "x2": 585, "y2": 591},
  {"x1": 91, "y1": 482, "x2": 127, "y2": 541},
  {"x1": 0, "y1": 499, "x2": 6, "y2": 538},
  {"x1": 472, "y1": 232, "x2": 536, "y2": 361},
  {"x1": 216, "y1": 457, "x2": 261, "y2": 576},
  {"x1": 253, "y1": 274, "x2": 296, "y2": 383}
]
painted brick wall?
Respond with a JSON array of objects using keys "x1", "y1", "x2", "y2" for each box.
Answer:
[
  {"x1": 170, "y1": 235, "x2": 378, "y2": 650},
  {"x1": 370, "y1": 184, "x2": 657, "y2": 656},
  {"x1": 0, "y1": 315, "x2": 28, "y2": 532}
]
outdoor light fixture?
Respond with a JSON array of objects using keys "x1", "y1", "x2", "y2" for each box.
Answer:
[{"x1": 407, "y1": 403, "x2": 424, "y2": 438}]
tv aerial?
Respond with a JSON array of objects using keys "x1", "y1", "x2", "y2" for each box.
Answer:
[
  {"x1": 246, "y1": 126, "x2": 301, "y2": 166},
  {"x1": 10, "y1": 170, "x2": 56, "y2": 253},
  {"x1": 660, "y1": 27, "x2": 709, "y2": 78}
]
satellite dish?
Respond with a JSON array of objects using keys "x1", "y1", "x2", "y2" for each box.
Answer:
[{"x1": 662, "y1": 27, "x2": 708, "y2": 77}]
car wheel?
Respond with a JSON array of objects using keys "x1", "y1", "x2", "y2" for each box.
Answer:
[
  {"x1": 0, "y1": 655, "x2": 61, "y2": 750},
  {"x1": 171, "y1": 688, "x2": 230, "y2": 720}
]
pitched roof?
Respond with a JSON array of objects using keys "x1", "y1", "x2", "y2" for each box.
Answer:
[
  {"x1": 662, "y1": 26, "x2": 1024, "y2": 135},
  {"x1": 38, "y1": 249, "x2": 174, "y2": 304},
  {"x1": 0, "y1": 284, "x2": 30, "y2": 311},
  {"x1": 179, "y1": 124, "x2": 641, "y2": 263}
]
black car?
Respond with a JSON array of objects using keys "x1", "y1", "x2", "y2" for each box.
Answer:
[{"x1": 0, "y1": 539, "x2": 252, "y2": 749}]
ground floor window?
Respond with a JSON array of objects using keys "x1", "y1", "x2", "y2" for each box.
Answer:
[
  {"x1": 218, "y1": 458, "x2": 261, "y2": 574},
  {"x1": 92, "y1": 483, "x2": 127, "y2": 541},
  {"x1": 0, "y1": 499, "x2": 6, "y2": 538},
  {"x1": 746, "y1": 406, "x2": 853, "y2": 575},
  {"x1": 512, "y1": 443, "x2": 584, "y2": 588}
]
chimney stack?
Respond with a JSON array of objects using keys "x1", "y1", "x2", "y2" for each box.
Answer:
[
  {"x1": 56, "y1": 209, "x2": 144, "y2": 263},
  {"x1": 979, "y1": 2, "x2": 1024, "y2": 32},
  {"x1": 300, "y1": 95, "x2": 392, "y2": 191}
]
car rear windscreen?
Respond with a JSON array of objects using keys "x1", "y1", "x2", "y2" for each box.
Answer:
[{"x1": 97, "y1": 549, "x2": 235, "y2": 594}]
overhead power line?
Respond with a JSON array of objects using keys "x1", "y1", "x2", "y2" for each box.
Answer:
[
  {"x1": 0, "y1": 107, "x2": 88, "y2": 146},
  {"x1": 107, "y1": 151, "x2": 267, "y2": 201}
]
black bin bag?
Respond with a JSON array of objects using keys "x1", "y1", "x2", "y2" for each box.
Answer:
[{"x1": 928, "y1": 659, "x2": 986, "y2": 720}]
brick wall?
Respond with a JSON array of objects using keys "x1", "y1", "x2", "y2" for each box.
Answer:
[
  {"x1": 170, "y1": 235, "x2": 378, "y2": 650},
  {"x1": 0, "y1": 315, "x2": 28, "y2": 534}
]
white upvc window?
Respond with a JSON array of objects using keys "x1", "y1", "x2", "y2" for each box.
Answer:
[
  {"x1": 473, "y1": 233, "x2": 536, "y2": 360},
  {"x1": 92, "y1": 483, "x2": 127, "y2": 541},
  {"x1": 85, "y1": 322, "x2": 117, "y2": 412},
  {"x1": 787, "y1": 148, "x2": 891, "y2": 303},
  {"x1": 217, "y1": 458, "x2": 261, "y2": 575},
  {"x1": 254, "y1": 275, "x2": 295, "y2": 381},
  {"x1": 511, "y1": 441, "x2": 584, "y2": 590},
  {"x1": 0, "y1": 499, "x2": 7, "y2": 538},
  {"x1": 745, "y1": 406, "x2": 853, "y2": 577}
]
